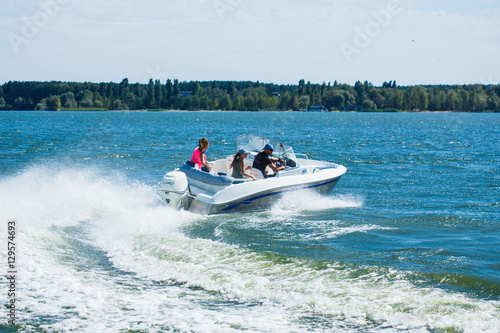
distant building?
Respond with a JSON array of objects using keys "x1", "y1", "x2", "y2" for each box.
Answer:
[
  {"x1": 272, "y1": 92, "x2": 281, "y2": 98},
  {"x1": 309, "y1": 106, "x2": 327, "y2": 112},
  {"x1": 180, "y1": 91, "x2": 192, "y2": 97}
]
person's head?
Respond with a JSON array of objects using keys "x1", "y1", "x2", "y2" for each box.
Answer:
[
  {"x1": 199, "y1": 137, "x2": 209, "y2": 151},
  {"x1": 233, "y1": 148, "x2": 248, "y2": 160},
  {"x1": 238, "y1": 148, "x2": 249, "y2": 158},
  {"x1": 231, "y1": 148, "x2": 249, "y2": 168},
  {"x1": 263, "y1": 143, "x2": 274, "y2": 156}
]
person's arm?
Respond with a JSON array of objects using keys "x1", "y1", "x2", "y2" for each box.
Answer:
[
  {"x1": 268, "y1": 155, "x2": 285, "y2": 173},
  {"x1": 201, "y1": 152, "x2": 211, "y2": 170},
  {"x1": 270, "y1": 157, "x2": 284, "y2": 164},
  {"x1": 240, "y1": 160, "x2": 256, "y2": 181},
  {"x1": 268, "y1": 162, "x2": 285, "y2": 173}
]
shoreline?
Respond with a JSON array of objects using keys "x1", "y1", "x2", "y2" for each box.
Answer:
[
  {"x1": 1, "y1": 109, "x2": 497, "y2": 113},
  {"x1": 3, "y1": 80, "x2": 499, "y2": 113}
]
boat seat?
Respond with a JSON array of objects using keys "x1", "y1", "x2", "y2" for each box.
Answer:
[
  {"x1": 246, "y1": 167, "x2": 265, "y2": 180},
  {"x1": 179, "y1": 162, "x2": 233, "y2": 187}
]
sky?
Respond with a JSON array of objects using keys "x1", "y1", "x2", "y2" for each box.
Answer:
[{"x1": 1, "y1": 0, "x2": 499, "y2": 86}]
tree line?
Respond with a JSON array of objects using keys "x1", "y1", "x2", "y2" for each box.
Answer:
[{"x1": 1, "y1": 79, "x2": 499, "y2": 112}]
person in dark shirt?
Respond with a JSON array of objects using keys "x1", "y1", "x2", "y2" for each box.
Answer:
[{"x1": 252, "y1": 143, "x2": 285, "y2": 177}]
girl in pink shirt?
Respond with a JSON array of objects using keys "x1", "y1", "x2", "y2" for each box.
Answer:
[{"x1": 190, "y1": 137, "x2": 211, "y2": 172}]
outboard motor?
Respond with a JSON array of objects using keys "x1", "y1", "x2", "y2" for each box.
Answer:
[{"x1": 161, "y1": 171, "x2": 190, "y2": 210}]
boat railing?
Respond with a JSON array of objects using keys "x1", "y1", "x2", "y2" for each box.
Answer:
[
  {"x1": 295, "y1": 153, "x2": 309, "y2": 159},
  {"x1": 313, "y1": 164, "x2": 341, "y2": 173}
]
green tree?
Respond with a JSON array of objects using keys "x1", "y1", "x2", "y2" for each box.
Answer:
[
  {"x1": 233, "y1": 95, "x2": 245, "y2": 111},
  {"x1": 60, "y1": 91, "x2": 77, "y2": 109},
  {"x1": 173, "y1": 79, "x2": 180, "y2": 97},
  {"x1": 98, "y1": 83, "x2": 108, "y2": 99},
  {"x1": 290, "y1": 94, "x2": 300, "y2": 110},
  {"x1": 305, "y1": 81, "x2": 312, "y2": 96},
  {"x1": 111, "y1": 99, "x2": 129, "y2": 110},
  {"x1": 392, "y1": 89, "x2": 404, "y2": 110},
  {"x1": 298, "y1": 79, "x2": 306, "y2": 95},
  {"x1": 165, "y1": 79, "x2": 173, "y2": 100},
  {"x1": 35, "y1": 99, "x2": 47, "y2": 110},
  {"x1": 362, "y1": 98, "x2": 376, "y2": 110},
  {"x1": 92, "y1": 92, "x2": 105, "y2": 108},
  {"x1": 46, "y1": 95, "x2": 61, "y2": 111},
  {"x1": 2, "y1": 79, "x2": 498, "y2": 113},
  {"x1": 382, "y1": 89, "x2": 402, "y2": 109},
  {"x1": 342, "y1": 90, "x2": 356, "y2": 108},
  {"x1": 219, "y1": 94, "x2": 232, "y2": 110},
  {"x1": 227, "y1": 81, "x2": 237, "y2": 99},
  {"x1": 189, "y1": 95, "x2": 201, "y2": 110},
  {"x1": 321, "y1": 82, "x2": 327, "y2": 97},
  {"x1": 13, "y1": 97, "x2": 27, "y2": 110},
  {"x1": 155, "y1": 80, "x2": 163, "y2": 107},
  {"x1": 77, "y1": 89, "x2": 94, "y2": 108},
  {"x1": 106, "y1": 83, "x2": 114, "y2": 100},
  {"x1": 36, "y1": 96, "x2": 60, "y2": 110},
  {"x1": 487, "y1": 92, "x2": 500, "y2": 111},
  {"x1": 446, "y1": 90, "x2": 461, "y2": 110},
  {"x1": 429, "y1": 88, "x2": 447, "y2": 111},
  {"x1": 470, "y1": 90, "x2": 487, "y2": 112},
  {"x1": 354, "y1": 81, "x2": 365, "y2": 104},
  {"x1": 322, "y1": 90, "x2": 344, "y2": 110},
  {"x1": 369, "y1": 89, "x2": 385, "y2": 109},
  {"x1": 200, "y1": 95, "x2": 210, "y2": 110},
  {"x1": 279, "y1": 91, "x2": 291, "y2": 110},
  {"x1": 192, "y1": 81, "x2": 201, "y2": 96},
  {"x1": 244, "y1": 95, "x2": 257, "y2": 110},
  {"x1": 147, "y1": 79, "x2": 155, "y2": 108},
  {"x1": 299, "y1": 95, "x2": 310, "y2": 110},
  {"x1": 119, "y1": 78, "x2": 129, "y2": 100},
  {"x1": 404, "y1": 86, "x2": 428, "y2": 111}
]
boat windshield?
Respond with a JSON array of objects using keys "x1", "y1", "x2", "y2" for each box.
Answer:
[{"x1": 235, "y1": 134, "x2": 296, "y2": 161}]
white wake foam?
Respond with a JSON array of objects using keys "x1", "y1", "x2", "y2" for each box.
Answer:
[
  {"x1": 1, "y1": 165, "x2": 499, "y2": 332},
  {"x1": 268, "y1": 190, "x2": 364, "y2": 218}
]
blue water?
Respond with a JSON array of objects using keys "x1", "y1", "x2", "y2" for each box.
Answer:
[{"x1": 0, "y1": 111, "x2": 499, "y2": 332}]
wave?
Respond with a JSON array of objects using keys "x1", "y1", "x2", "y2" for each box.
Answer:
[
  {"x1": 1, "y1": 165, "x2": 499, "y2": 332},
  {"x1": 269, "y1": 190, "x2": 364, "y2": 217}
]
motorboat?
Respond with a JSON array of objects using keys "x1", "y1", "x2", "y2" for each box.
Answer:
[{"x1": 161, "y1": 134, "x2": 347, "y2": 214}]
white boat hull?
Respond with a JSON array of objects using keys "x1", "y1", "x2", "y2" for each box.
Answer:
[{"x1": 189, "y1": 173, "x2": 343, "y2": 214}]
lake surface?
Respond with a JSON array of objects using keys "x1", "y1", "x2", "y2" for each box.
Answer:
[{"x1": 0, "y1": 111, "x2": 499, "y2": 332}]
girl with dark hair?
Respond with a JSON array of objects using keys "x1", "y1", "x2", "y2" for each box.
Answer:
[{"x1": 230, "y1": 149, "x2": 256, "y2": 181}]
